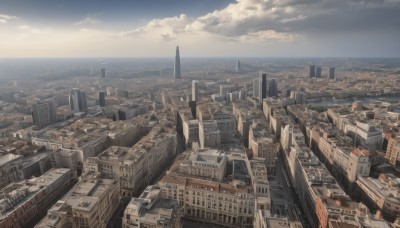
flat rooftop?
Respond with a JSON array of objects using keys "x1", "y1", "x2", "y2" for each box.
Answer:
[{"x1": 0, "y1": 153, "x2": 22, "y2": 167}]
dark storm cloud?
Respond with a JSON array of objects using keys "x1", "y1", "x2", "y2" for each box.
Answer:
[
  {"x1": 287, "y1": 6, "x2": 400, "y2": 33},
  {"x1": 183, "y1": 0, "x2": 400, "y2": 40}
]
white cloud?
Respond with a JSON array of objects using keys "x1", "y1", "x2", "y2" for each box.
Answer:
[
  {"x1": 0, "y1": 14, "x2": 17, "y2": 23},
  {"x1": 235, "y1": 30, "x2": 299, "y2": 43},
  {"x1": 74, "y1": 17, "x2": 101, "y2": 26},
  {"x1": 119, "y1": 14, "x2": 193, "y2": 41},
  {"x1": 118, "y1": 0, "x2": 396, "y2": 43},
  {"x1": 18, "y1": 24, "x2": 49, "y2": 34}
]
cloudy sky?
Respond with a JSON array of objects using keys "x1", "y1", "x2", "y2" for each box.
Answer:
[{"x1": 0, "y1": 0, "x2": 399, "y2": 57}]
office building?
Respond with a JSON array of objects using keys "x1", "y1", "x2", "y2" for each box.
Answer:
[
  {"x1": 192, "y1": 80, "x2": 199, "y2": 101},
  {"x1": 268, "y1": 78, "x2": 278, "y2": 97},
  {"x1": 69, "y1": 89, "x2": 87, "y2": 113},
  {"x1": 99, "y1": 91, "x2": 106, "y2": 107},
  {"x1": 174, "y1": 46, "x2": 181, "y2": 79},
  {"x1": 236, "y1": 59, "x2": 241, "y2": 72},
  {"x1": 329, "y1": 67, "x2": 335, "y2": 80},
  {"x1": 101, "y1": 68, "x2": 106, "y2": 78},
  {"x1": 316, "y1": 66, "x2": 322, "y2": 78},
  {"x1": 32, "y1": 98, "x2": 57, "y2": 128},
  {"x1": 309, "y1": 65, "x2": 315, "y2": 78},
  {"x1": 188, "y1": 101, "x2": 197, "y2": 119},
  {"x1": 253, "y1": 78, "x2": 260, "y2": 99},
  {"x1": 259, "y1": 73, "x2": 267, "y2": 101}
]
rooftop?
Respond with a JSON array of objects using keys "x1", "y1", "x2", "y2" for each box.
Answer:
[
  {"x1": 124, "y1": 185, "x2": 180, "y2": 226},
  {"x1": 357, "y1": 174, "x2": 400, "y2": 204},
  {"x1": 0, "y1": 153, "x2": 22, "y2": 167},
  {"x1": 60, "y1": 174, "x2": 117, "y2": 212}
]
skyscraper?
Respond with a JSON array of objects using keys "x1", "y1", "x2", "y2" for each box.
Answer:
[
  {"x1": 69, "y1": 89, "x2": 87, "y2": 113},
  {"x1": 259, "y1": 73, "x2": 267, "y2": 101},
  {"x1": 309, "y1": 65, "x2": 315, "y2": 78},
  {"x1": 253, "y1": 79, "x2": 259, "y2": 98},
  {"x1": 174, "y1": 46, "x2": 181, "y2": 79},
  {"x1": 192, "y1": 80, "x2": 199, "y2": 101},
  {"x1": 99, "y1": 91, "x2": 106, "y2": 107},
  {"x1": 316, "y1": 67, "x2": 322, "y2": 78},
  {"x1": 32, "y1": 98, "x2": 57, "y2": 128},
  {"x1": 329, "y1": 67, "x2": 335, "y2": 80},
  {"x1": 236, "y1": 59, "x2": 241, "y2": 72},
  {"x1": 268, "y1": 78, "x2": 278, "y2": 97},
  {"x1": 101, "y1": 68, "x2": 106, "y2": 78}
]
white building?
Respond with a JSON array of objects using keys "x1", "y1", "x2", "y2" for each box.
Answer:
[{"x1": 347, "y1": 148, "x2": 371, "y2": 182}]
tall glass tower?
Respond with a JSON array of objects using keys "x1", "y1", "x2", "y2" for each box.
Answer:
[{"x1": 174, "y1": 46, "x2": 181, "y2": 79}]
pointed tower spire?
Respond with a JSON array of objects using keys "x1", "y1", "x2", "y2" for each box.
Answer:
[
  {"x1": 236, "y1": 59, "x2": 241, "y2": 72},
  {"x1": 174, "y1": 46, "x2": 181, "y2": 79}
]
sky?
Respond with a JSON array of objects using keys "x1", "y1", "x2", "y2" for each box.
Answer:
[{"x1": 0, "y1": 0, "x2": 399, "y2": 58}]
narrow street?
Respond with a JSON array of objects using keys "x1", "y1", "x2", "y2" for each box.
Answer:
[{"x1": 273, "y1": 155, "x2": 309, "y2": 227}]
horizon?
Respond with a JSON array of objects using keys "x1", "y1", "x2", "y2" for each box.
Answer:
[{"x1": 2, "y1": 56, "x2": 400, "y2": 59}]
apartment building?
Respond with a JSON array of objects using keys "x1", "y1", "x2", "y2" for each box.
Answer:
[
  {"x1": 0, "y1": 168, "x2": 72, "y2": 228},
  {"x1": 123, "y1": 185, "x2": 182, "y2": 228},
  {"x1": 35, "y1": 173, "x2": 119, "y2": 228},
  {"x1": 158, "y1": 148, "x2": 255, "y2": 227}
]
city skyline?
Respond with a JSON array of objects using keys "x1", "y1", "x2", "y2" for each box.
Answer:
[{"x1": 1, "y1": 0, "x2": 400, "y2": 58}]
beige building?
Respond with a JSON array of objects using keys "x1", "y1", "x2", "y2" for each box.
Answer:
[
  {"x1": 0, "y1": 154, "x2": 24, "y2": 189},
  {"x1": 347, "y1": 148, "x2": 371, "y2": 182},
  {"x1": 251, "y1": 158, "x2": 271, "y2": 214},
  {"x1": 0, "y1": 168, "x2": 72, "y2": 228},
  {"x1": 199, "y1": 120, "x2": 221, "y2": 149},
  {"x1": 50, "y1": 148, "x2": 81, "y2": 179},
  {"x1": 249, "y1": 122, "x2": 277, "y2": 174},
  {"x1": 85, "y1": 123, "x2": 177, "y2": 197},
  {"x1": 35, "y1": 173, "x2": 119, "y2": 228},
  {"x1": 182, "y1": 117, "x2": 199, "y2": 147},
  {"x1": 232, "y1": 102, "x2": 265, "y2": 147},
  {"x1": 254, "y1": 210, "x2": 303, "y2": 228},
  {"x1": 212, "y1": 111, "x2": 236, "y2": 144},
  {"x1": 158, "y1": 148, "x2": 256, "y2": 227},
  {"x1": 344, "y1": 121, "x2": 382, "y2": 152},
  {"x1": 309, "y1": 125, "x2": 371, "y2": 182},
  {"x1": 123, "y1": 185, "x2": 182, "y2": 228},
  {"x1": 357, "y1": 174, "x2": 400, "y2": 222},
  {"x1": 386, "y1": 137, "x2": 400, "y2": 166},
  {"x1": 31, "y1": 115, "x2": 150, "y2": 169},
  {"x1": 179, "y1": 149, "x2": 227, "y2": 182}
]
